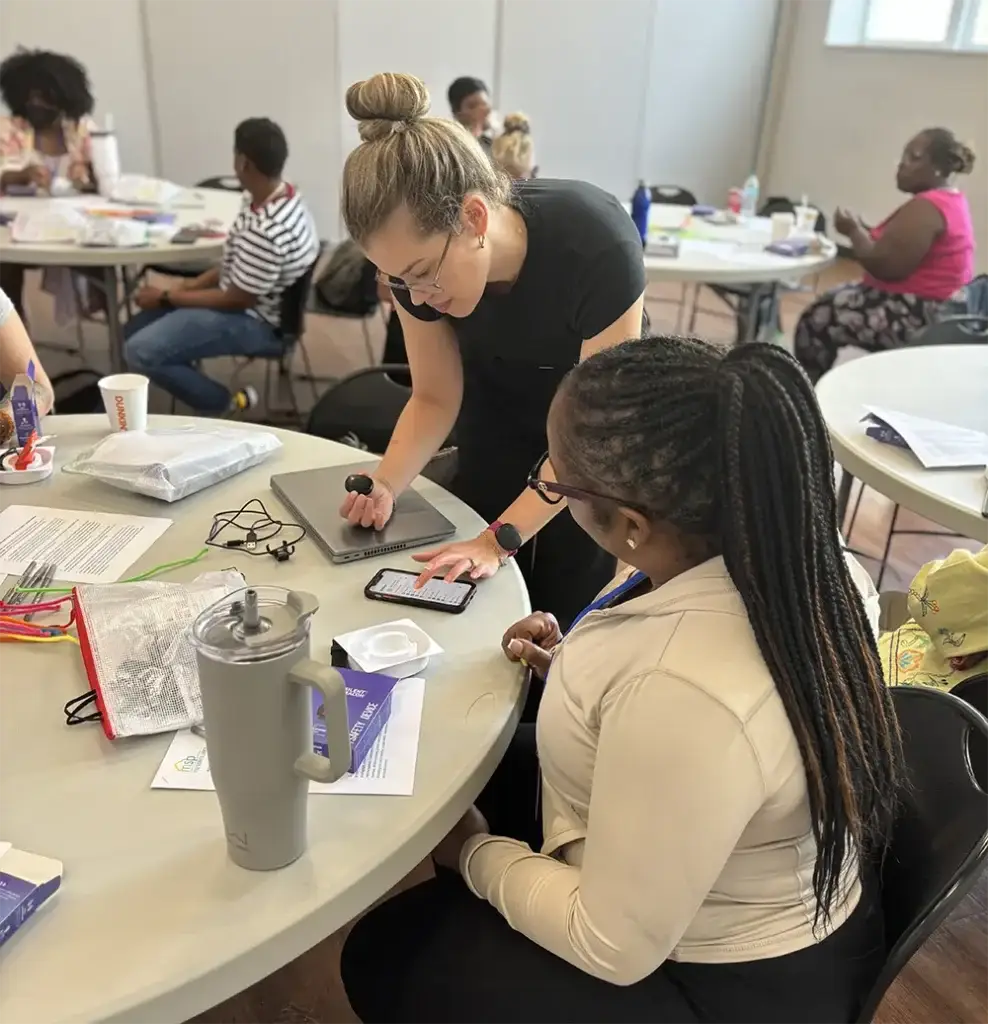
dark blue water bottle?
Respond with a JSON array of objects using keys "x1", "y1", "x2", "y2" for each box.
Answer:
[{"x1": 631, "y1": 180, "x2": 650, "y2": 247}]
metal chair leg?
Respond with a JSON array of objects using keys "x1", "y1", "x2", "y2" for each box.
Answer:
[
  {"x1": 361, "y1": 317, "x2": 375, "y2": 367},
  {"x1": 297, "y1": 340, "x2": 320, "y2": 407},
  {"x1": 836, "y1": 470, "x2": 856, "y2": 531},
  {"x1": 844, "y1": 479, "x2": 866, "y2": 540}
]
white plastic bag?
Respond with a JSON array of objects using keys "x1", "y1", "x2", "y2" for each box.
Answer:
[{"x1": 63, "y1": 426, "x2": 282, "y2": 501}]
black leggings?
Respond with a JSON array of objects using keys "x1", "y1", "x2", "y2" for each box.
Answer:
[{"x1": 341, "y1": 727, "x2": 885, "y2": 1023}]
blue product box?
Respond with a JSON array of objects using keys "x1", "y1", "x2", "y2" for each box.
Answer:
[
  {"x1": 312, "y1": 668, "x2": 398, "y2": 773},
  {"x1": 0, "y1": 844, "x2": 62, "y2": 947}
]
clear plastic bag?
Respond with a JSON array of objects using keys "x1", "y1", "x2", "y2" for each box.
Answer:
[
  {"x1": 63, "y1": 426, "x2": 282, "y2": 502},
  {"x1": 74, "y1": 571, "x2": 245, "y2": 738}
]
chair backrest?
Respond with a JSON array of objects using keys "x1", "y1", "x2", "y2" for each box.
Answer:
[
  {"x1": 953, "y1": 672, "x2": 988, "y2": 791},
  {"x1": 649, "y1": 184, "x2": 697, "y2": 207},
  {"x1": 856, "y1": 686, "x2": 988, "y2": 1021},
  {"x1": 196, "y1": 175, "x2": 243, "y2": 192},
  {"x1": 908, "y1": 314, "x2": 988, "y2": 346},
  {"x1": 306, "y1": 366, "x2": 412, "y2": 454},
  {"x1": 278, "y1": 261, "x2": 318, "y2": 342},
  {"x1": 758, "y1": 195, "x2": 828, "y2": 234}
]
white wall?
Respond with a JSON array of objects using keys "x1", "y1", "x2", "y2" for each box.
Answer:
[
  {"x1": 0, "y1": 0, "x2": 157, "y2": 175},
  {"x1": 764, "y1": 0, "x2": 988, "y2": 272},
  {"x1": 0, "y1": 0, "x2": 783, "y2": 239}
]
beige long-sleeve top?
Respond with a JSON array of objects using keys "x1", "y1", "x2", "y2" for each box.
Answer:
[{"x1": 461, "y1": 556, "x2": 874, "y2": 985}]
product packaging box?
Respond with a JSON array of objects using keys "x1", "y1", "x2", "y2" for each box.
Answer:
[
  {"x1": 0, "y1": 842, "x2": 62, "y2": 947},
  {"x1": 312, "y1": 668, "x2": 398, "y2": 773}
]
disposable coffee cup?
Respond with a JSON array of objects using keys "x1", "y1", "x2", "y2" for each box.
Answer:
[
  {"x1": 794, "y1": 205, "x2": 818, "y2": 235},
  {"x1": 771, "y1": 211, "x2": 796, "y2": 242},
  {"x1": 99, "y1": 373, "x2": 149, "y2": 432}
]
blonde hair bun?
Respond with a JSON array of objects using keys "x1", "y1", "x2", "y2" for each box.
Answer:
[
  {"x1": 502, "y1": 112, "x2": 531, "y2": 135},
  {"x1": 346, "y1": 72, "x2": 431, "y2": 143}
]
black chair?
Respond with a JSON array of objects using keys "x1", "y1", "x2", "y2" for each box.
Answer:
[
  {"x1": 143, "y1": 175, "x2": 243, "y2": 280},
  {"x1": 953, "y1": 673, "x2": 988, "y2": 792},
  {"x1": 307, "y1": 252, "x2": 382, "y2": 368},
  {"x1": 305, "y1": 365, "x2": 457, "y2": 486},
  {"x1": 856, "y1": 686, "x2": 988, "y2": 1022},
  {"x1": 840, "y1": 307, "x2": 988, "y2": 587},
  {"x1": 648, "y1": 185, "x2": 697, "y2": 207}
]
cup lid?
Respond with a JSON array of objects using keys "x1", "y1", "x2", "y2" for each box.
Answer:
[{"x1": 192, "y1": 586, "x2": 319, "y2": 663}]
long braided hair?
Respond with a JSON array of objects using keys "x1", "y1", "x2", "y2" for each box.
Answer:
[{"x1": 555, "y1": 336, "x2": 904, "y2": 923}]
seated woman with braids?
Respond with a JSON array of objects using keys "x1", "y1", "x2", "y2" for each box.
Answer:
[{"x1": 342, "y1": 337, "x2": 902, "y2": 1024}]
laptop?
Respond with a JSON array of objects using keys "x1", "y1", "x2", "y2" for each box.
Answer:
[{"x1": 270, "y1": 465, "x2": 456, "y2": 564}]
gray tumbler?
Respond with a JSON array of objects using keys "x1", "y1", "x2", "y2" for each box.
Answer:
[{"x1": 192, "y1": 586, "x2": 351, "y2": 870}]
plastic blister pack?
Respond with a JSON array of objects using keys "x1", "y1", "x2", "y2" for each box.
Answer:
[{"x1": 63, "y1": 426, "x2": 282, "y2": 502}]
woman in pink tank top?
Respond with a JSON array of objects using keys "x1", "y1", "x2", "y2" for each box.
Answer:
[{"x1": 795, "y1": 128, "x2": 976, "y2": 383}]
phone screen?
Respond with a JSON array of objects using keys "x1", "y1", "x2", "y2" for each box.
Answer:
[{"x1": 367, "y1": 569, "x2": 473, "y2": 610}]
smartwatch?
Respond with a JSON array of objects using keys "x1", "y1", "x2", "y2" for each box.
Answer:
[{"x1": 488, "y1": 520, "x2": 522, "y2": 558}]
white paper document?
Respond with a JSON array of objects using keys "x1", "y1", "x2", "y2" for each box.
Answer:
[
  {"x1": 0, "y1": 505, "x2": 171, "y2": 583},
  {"x1": 863, "y1": 406, "x2": 988, "y2": 470},
  {"x1": 152, "y1": 676, "x2": 425, "y2": 796}
]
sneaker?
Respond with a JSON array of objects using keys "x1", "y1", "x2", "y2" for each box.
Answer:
[{"x1": 229, "y1": 385, "x2": 259, "y2": 414}]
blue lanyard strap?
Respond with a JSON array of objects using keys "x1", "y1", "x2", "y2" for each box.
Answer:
[{"x1": 565, "y1": 570, "x2": 648, "y2": 637}]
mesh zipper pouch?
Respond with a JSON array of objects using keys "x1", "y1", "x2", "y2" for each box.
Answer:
[{"x1": 68, "y1": 572, "x2": 243, "y2": 739}]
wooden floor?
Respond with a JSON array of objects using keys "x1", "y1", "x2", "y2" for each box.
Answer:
[{"x1": 27, "y1": 264, "x2": 988, "y2": 1023}]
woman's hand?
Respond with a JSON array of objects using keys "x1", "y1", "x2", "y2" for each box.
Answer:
[
  {"x1": 502, "y1": 612, "x2": 561, "y2": 680},
  {"x1": 67, "y1": 161, "x2": 91, "y2": 191},
  {"x1": 412, "y1": 530, "x2": 502, "y2": 586},
  {"x1": 339, "y1": 476, "x2": 395, "y2": 531},
  {"x1": 432, "y1": 805, "x2": 489, "y2": 872},
  {"x1": 25, "y1": 164, "x2": 53, "y2": 191},
  {"x1": 134, "y1": 285, "x2": 165, "y2": 311},
  {"x1": 833, "y1": 207, "x2": 864, "y2": 238}
]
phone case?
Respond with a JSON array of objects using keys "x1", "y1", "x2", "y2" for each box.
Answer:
[{"x1": 363, "y1": 569, "x2": 475, "y2": 615}]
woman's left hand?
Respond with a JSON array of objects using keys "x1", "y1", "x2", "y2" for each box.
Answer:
[
  {"x1": 134, "y1": 286, "x2": 164, "y2": 310},
  {"x1": 67, "y1": 161, "x2": 91, "y2": 191},
  {"x1": 432, "y1": 805, "x2": 490, "y2": 872},
  {"x1": 411, "y1": 531, "x2": 502, "y2": 586}
]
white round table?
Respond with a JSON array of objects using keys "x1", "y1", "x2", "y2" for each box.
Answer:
[
  {"x1": 641, "y1": 205, "x2": 835, "y2": 343},
  {"x1": 816, "y1": 346, "x2": 988, "y2": 543},
  {"x1": 0, "y1": 188, "x2": 243, "y2": 372},
  {"x1": 0, "y1": 416, "x2": 530, "y2": 1024}
]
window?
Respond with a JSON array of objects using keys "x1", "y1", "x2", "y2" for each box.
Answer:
[{"x1": 826, "y1": 0, "x2": 988, "y2": 51}]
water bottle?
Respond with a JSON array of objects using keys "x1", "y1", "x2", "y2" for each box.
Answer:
[
  {"x1": 741, "y1": 173, "x2": 760, "y2": 220},
  {"x1": 631, "y1": 180, "x2": 650, "y2": 247}
]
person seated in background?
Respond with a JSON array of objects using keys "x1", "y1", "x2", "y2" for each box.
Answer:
[
  {"x1": 491, "y1": 112, "x2": 536, "y2": 180},
  {"x1": 0, "y1": 48, "x2": 97, "y2": 317},
  {"x1": 795, "y1": 128, "x2": 975, "y2": 383},
  {"x1": 341, "y1": 337, "x2": 902, "y2": 1024},
  {"x1": 880, "y1": 545, "x2": 987, "y2": 691},
  {"x1": 0, "y1": 286, "x2": 54, "y2": 431},
  {"x1": 447, "y1": 76, "x2": 495, "y2": 154},
  {"x1": 124, "y1": 118, "x2": 318, "y2": 415}
]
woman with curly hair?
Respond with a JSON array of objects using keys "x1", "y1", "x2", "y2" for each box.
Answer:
[
  {"x1": 0, "y1": 48, "x2": 97, "y2": 314},
  {"x1": 795, "y1": 127, "x2": 976, "y2": 383}
]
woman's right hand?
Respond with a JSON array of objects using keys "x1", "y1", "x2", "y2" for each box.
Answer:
[
  {"x1": 339, "y1": 476, "x2": 395, "y2": 531},
  {"x1": 501, "y1": 612, "x2": 562, "y2": 680}
]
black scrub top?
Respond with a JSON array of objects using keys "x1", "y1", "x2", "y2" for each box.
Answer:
[{"x1": 393, "y1": 178, "x2": 645, "y2": 510}]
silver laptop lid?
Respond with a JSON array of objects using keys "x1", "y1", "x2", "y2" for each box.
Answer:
[{"x1": 270, "y1": 465, "x2": 456, "y2": 563}]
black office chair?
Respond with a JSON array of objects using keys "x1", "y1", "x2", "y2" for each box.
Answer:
[
  {"x1": 953, "y1": 673, "x2": 988, "y2": 792},
  {"x1": 840, "y1": 306, "x2": 988, "y2": 587},
  {"x1": 305, "y1": 365, "x2": 457, "y2": 486},
  {"x1": 142, "y1": 175, "x2": 243, "y2": 281},
  {"x1": 648, "y1": 185, "x2": 697, "y2": 207},
  {"x1": 856, "y1": 686, "x2": 988, "y2": 1022}
]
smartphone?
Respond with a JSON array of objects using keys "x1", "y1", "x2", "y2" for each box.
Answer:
[
  {"x1": 170, "y1": 228, "x2": 200, "y2": 244},
  {"x1": 364, "y1": 568, "x2": 476, "y2": 614}
]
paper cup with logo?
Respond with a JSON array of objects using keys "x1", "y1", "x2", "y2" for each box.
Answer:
[
  {"x1": 99, "y1": 373, "x2": 149, "y2": 432},
  {"x1": 771, "y1": 211, "x2": 796, "y2": 242},
  {"x1": 794, "y1": 205, "x2": 818, "y2": 235}
]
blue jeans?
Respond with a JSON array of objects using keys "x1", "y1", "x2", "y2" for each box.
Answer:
[{"x1": 124, "y1": 307, "x2": 283, "y2": 413}]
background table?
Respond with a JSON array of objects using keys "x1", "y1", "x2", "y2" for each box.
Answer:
[
  {"x1": 816, "y1": 345, "x2": 988, "y2": 544},
  {"x1": 0, "y1": 415, "x2": 530, "y2": 1024},
  {"x1": 641, "y1": 205, "x2": 835, "y2": 343},
  {"x1": 0, "y1": 188, "x2": 243, "y2": 372}
]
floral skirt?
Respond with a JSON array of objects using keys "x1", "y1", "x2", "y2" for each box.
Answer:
[{"x1": 794, "y1": 283, "x2": 946, "y2": 383}]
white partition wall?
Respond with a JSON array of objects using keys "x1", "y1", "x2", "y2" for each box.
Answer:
[
  {"x1": 497, "y1": 0, "x2": 654, "y2": 201},
  {"x1": 143, "y1": 0, "x2": 342, "y2": 237},
  {"x1": 1, "y1": 0, "x2": 783, "y2": 241},
  {"x1": 0, "y1": 0, "x2": 157, "y2": 176}
]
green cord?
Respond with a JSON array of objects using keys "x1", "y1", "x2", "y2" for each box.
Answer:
[{"x1": 14, "y1": 548, "x2": 210, "y2": 594}]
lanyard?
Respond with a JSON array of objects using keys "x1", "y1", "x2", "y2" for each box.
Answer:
[{"x1": 564, "y1": 570, "x2": 648, "y2": 638}]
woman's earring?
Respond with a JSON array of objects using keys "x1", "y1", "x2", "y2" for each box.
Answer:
[
  {"x1": 627, "y1": 538, "x2": 637, "y2": 550},
  {"x1": 478, "y1": 234, "x2": 486, "y2": 249}
]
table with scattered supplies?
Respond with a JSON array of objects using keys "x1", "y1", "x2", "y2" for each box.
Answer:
[{"x1": 0, "y1": 415, "x2": 530, "y2": 1024}]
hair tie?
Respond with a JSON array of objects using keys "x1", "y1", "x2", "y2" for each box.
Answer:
[{"x1": 392, "y1": 120, "x2": 409, "y2": 135}]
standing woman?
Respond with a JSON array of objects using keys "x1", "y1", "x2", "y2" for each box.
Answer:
[
  {"x1": 0, "y1": 48, "x2": 97, "y2": 316},
  {"x1": 491, "y1": 112, "x2": 537, "y2": 181},
  {"x1": 339, "y1": 73, "x2": 645, "y2": 627}
]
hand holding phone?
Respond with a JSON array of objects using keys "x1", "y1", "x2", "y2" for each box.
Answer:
[{"x1": 365, "y1": 568, "x2": 475, "y2": 614}]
